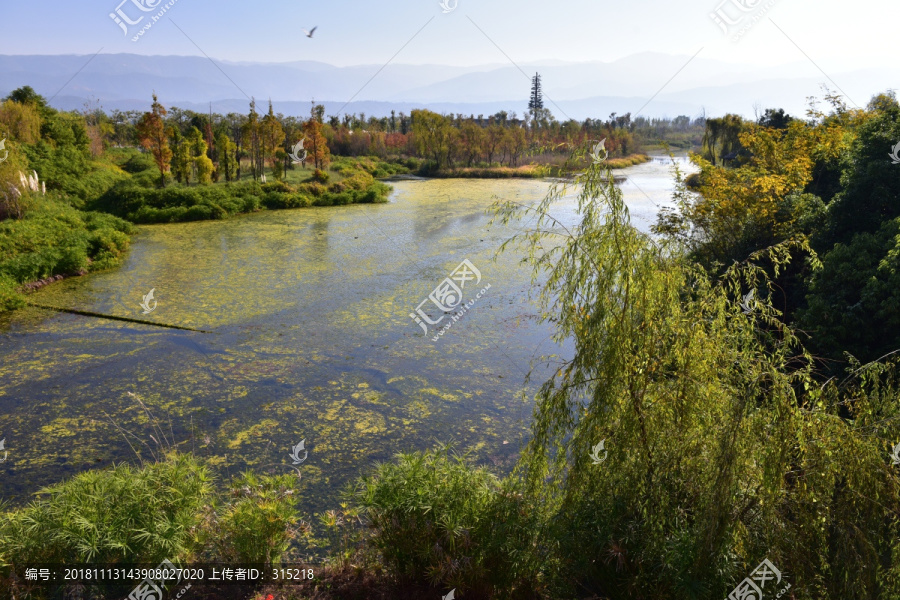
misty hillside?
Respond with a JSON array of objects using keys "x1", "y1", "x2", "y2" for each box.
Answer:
[{"x1": 1, "y1": 52, "x2": 895, "y2": 119}]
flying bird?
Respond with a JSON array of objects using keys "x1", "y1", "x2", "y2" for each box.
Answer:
[
  {"x1": 443, "y1": 589, "x2": 456, "y2": 600},
  {"x1": 303, "y1": 26, "x2": 317, "y2": 38}
]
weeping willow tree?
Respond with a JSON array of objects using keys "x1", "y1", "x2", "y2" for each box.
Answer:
[{"x1": 492, "y1": 150, "x2": 900, "y2": 599}]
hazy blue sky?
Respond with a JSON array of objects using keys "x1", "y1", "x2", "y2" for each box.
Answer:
[{"x1": 0, "y1": 0, "x2": 894, "y2": 71}]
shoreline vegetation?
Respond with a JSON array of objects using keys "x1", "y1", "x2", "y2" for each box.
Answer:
[
  {"x1": 423, "y1": 153, "x2": 651, "y2": 178},
  {"x1": 4, "y1": 82, "x2": 900, "y2": 599}
]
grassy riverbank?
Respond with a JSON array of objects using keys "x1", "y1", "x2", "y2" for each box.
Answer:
[
  {"x1": 88, "y1": 153, "x2": 398, "y2": 224},
  {"x1": 422, "y1": 153, "x2": 651, "y2": 178},
  {"x1": 0, "y1": 194, "x2": 134, "y2": 310},
  {"x1": 0, "y1": 137, "x2": 399, "y2": 309}
]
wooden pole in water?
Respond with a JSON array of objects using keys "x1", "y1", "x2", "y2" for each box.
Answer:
[{"x1": 27, "y1": 303, "x2": 210, "y2": 333}]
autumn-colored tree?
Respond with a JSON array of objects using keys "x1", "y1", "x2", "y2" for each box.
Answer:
[
  {"x1": 657, "y1": 119, "x2": 830, "y2": 266},
  {"x1": 485, "y1": 124, "x2": 505, "y2": 166},
  {"x1": 302, "y1": 103, "x2": 330, "y2": 170},
  {"x1": 502, "y1": 126, "x2": 527, "y2": 167},
  {"x1": 136, "y1": 93, "x2": 172, "y2": 187},
  {"x1": 384, "y1": 132, "x2": 409, "y2": 158},
  {"x1": 411, "y1": 109, "x2": 454, "y2": 169},
  {"x1": 82, "y1": 98, "x2": 112, "y2": 158},
  {"x1": 369, "y1": 131, "x2": 387, "y2": 158}
]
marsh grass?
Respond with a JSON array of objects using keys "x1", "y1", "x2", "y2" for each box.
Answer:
[
  {"x1": 423, "y1": 155, "x2": 651, "y2": 179},
  {"x1": 348, "y1": 444, "x2": 543, "y2": 598}
]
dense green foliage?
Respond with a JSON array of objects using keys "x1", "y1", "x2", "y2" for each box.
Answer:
[
  {"x1": 493, "y1": 160, "x2": 900, "y2": 597},
  {"x1": 0, "y1": 196, "x2": 133, "y2": 309},
  {"x1": 350, "y1": 446, "x2": 542, "y2": 597},
  {"x1": 798, "y1": 103, "x2": 900, "y2": 362},
  {"x1": 658, "y1": 92, "x2": 900, "y2": 367},
  {"x1": 0, "y1": 454, "x2": 212, "y2": 566},
  {"x1": 196, "y1": 471, "x2": 304, "y2": 567},
  {"x1": 90, "y1": 167, "x2": 391, "y2": 223},
  {"x1": 0, "y1": 455, "x2": 306, "y2": 598}
]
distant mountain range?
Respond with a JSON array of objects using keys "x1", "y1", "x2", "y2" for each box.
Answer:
[{"x1": 1, "y1": 52, "x2": 894, "y2": 120}]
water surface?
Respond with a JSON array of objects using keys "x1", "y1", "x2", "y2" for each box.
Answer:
[{"x1": 0, "y1": 158, "x2": 690, "y2": 512}]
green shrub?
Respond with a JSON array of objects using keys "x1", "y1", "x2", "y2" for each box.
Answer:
[
  {"x1": 262, "y1": 192, "x2": 312, "y2": 209},
  {"x1": 350, "y1": 446, "x2": 539, "y2": 596},
  {"x1": 298, "y1": 182, "x2": 327, "y2": 198},
  {"x1": 341, "y1": 171, "x2": 375, "y2": 191},
  {"x1": 330, "y1": 163, "x2": 353, "y2": 176},
  {"x1": 23, "y1": 144, "x2": 127, "y2": 204},
  {"x1": 0, "y1": 454, "x2": 213, "y2": 566},
  {"x1": 261, "y1": 180, "x2": 296, "y2": 194},
  {"x1": 0, "y1": 273, "x2": 24, "y2": 311},
  {"x1": 118, "y1": 150, "x2": 158, "y2": 175},
  {"x1": 0, "y1": 197, "x2": 132, "y2": 291},
  {"x1": 83, "y1": 162, "x2": 388, "y2": 225},
  {"x1": 92, "y1": 182, "x2": 250, "y2": 223},
  {"x1": 198, "y1": 472, "x2": 304, "y2": 567},
  {"x1": 685, "y1": 171, "x2": 702, "y2": 189}
]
